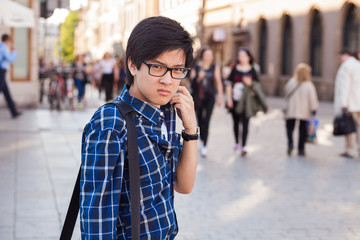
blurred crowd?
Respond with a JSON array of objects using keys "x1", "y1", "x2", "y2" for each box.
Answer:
[{"x1": 35, "y1": 47, "x2": 360, "y2": 159}]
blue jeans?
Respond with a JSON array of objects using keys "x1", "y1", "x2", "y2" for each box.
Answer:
[
  {"x1": 0, "y1": 68, "x2": 18, "y2": 116},
  {"x1": 74, "y1": 78, "x2": 86, "y2": 103}
]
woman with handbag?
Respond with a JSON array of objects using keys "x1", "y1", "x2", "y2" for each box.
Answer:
[{"x1": 284, "y1": 63, "x2": 318, "y2": 156}]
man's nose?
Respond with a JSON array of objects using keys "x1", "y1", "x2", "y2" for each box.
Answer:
[{"x1": 160, "y1": 70, "x2": 173, "y2": 84}]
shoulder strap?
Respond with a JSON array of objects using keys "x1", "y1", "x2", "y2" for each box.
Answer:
[
  {"x1": 111, "y1": 100, "x2": 140, "y2": 240},
  {"x1": 286, "y1": 83, "x2": 301, "y2": 99},
  {"x1": 59, "y1": 100, "x2": 140, "y2": 240}
]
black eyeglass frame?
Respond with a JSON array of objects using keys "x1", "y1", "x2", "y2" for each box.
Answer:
[{"x1": 143, "y1": 61, "x2": 191, "y2": 80}]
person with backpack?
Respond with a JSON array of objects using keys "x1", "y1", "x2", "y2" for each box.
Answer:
[{"x1": 80, "y1": 16, "x2": 198, "y2": 239}]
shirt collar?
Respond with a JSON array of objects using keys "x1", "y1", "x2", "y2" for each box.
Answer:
[{"x1": 118, "y1": 85, "x2": 167, "y2": 125}]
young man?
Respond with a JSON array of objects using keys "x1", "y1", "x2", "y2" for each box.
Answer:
[
  {"x1": 80, "y1": 16, "x2": 198, "y2": 239},
  {"x1": 0, "y1": 34, "x2": 21, "y2": 118}
]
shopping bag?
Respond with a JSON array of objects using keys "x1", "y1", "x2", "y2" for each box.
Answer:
[{"x1": 306, "y1": 117, "x2": 319, "y2": 143}]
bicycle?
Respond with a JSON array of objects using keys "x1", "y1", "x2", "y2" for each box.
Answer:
[{"x1": 48, "y1": 66, "x2": 74, "y2": 110}]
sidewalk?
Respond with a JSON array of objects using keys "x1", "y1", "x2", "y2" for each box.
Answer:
[{"x1": 0, "y1": 94, "x2": 359, "y2": 240}]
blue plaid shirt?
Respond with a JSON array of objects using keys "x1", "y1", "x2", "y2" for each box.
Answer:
[{"x1": 80, "y1": 86, "x2": 182, "y2": 239}]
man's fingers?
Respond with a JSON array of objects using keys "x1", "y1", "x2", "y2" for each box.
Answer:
[{"x1": 177, "y1": 86, "x2": 192, "y2": 98}]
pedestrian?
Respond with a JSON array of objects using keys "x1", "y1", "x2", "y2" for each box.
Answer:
[
  {"x1": 284, "y1": 63, "x2": 318, "y2": 156},
  {"x1": 80, "y1": 16, "x2": 198, "y2": 239},
  {"x1": 72, "y1": 54, "x2": 87, "y2": 108},
  {"x1": 334, "y1": 49, "x2": 360, "y2": 158},
  {"x1": 0, "y1": 34, "x2": 21, "y2": 118},
  {"x1": 117, "y1": 57, "x2": 126, "y2": 95},
  {"x1": 99, "y1": 52, "x2": 119, "y2": 101},
  {"x1": 190, "y1": 47, "x2": 223, "y2": 157},
  {"x1": 39, "y1": 58, "x2": 48, "y2": 103},
  {"x1": 225, "y1": 47, "x2": 259, "y2": 156}
]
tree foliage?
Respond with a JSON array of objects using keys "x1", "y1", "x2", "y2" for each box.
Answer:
[{"x1": 60, "y1": 11, "x2": 79, "y2": 63}]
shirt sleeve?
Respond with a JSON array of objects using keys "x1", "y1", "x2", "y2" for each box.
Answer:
[
  {"x1": 4, "y1": 49, "x2": 17, "y2": 63},
  {"x1": 80, "y1": 107, "x2": 126, "y2": 239}
]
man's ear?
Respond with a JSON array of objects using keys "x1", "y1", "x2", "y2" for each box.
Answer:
[{"x1": 128, "y1": 59, "x2": 137, "y2": 76}]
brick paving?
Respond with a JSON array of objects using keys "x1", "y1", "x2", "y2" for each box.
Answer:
[{"x1": 1, "y1": 91, "x2": 360, "y2": 240}]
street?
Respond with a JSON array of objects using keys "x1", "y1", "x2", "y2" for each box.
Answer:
[{"x1": 0, "y1": 91, "x2": 360, "y2": 240}]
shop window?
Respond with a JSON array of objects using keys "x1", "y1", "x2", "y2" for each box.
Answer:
[{"x1": 11, "y1": 0, "x2": 31, "y2": 81}]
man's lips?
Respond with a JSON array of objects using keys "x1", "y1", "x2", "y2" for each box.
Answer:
[{"x1": 158, "y1": 89, "x2": 171, "y2": 96}]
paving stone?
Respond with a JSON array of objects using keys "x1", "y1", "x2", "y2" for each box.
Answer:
[{"x1": 1, "y1": 96, "x2": 360, "y2": 240}]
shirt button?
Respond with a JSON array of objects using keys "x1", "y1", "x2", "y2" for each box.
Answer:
[{"x1": 160, "y1": 112, "x2": 164, "y2": 117}]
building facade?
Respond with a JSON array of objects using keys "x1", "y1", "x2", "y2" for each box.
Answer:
[
  {"x1": 202, "y1": 0, "x2": 360, "y2": 101},
  {"x1": 74, "y1": 0, "x2": 160, "y2": 60},
  {"x1": 0, "y1": 0, "x2": 40, "y2": 108},
  {"x1": 74, "y1": 0, "x2": 203, "y2": 59}
]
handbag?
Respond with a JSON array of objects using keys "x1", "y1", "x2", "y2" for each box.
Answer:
[
  {"x1": 333, "y1": 112, "x2": 356, "y2": 136},
  {"x1": 59, "y1": 100, "x2": 140, "y2": 240}
]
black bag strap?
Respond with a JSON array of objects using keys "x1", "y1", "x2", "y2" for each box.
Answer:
[
  {"x1": 59, "y1": 99, "x2": 140, "y2": 240},
  {"x1": 59, "y1": 168, "x2": 81, "y2": 240},
  {"x1": 112, "y1": 100, "x2": 140, "y2": 240}
]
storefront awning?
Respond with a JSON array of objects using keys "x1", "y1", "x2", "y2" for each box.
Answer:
[{"x1": 0, "y1": 0, "x2": 35, "y2": 28}]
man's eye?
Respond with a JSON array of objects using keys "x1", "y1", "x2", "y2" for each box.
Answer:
[
  {"x1": 173, "y1": 68, "x2": 184, "y2": 73},
  {"x1": 152, "y1": 65, "x2": 164, "y2": 70}
]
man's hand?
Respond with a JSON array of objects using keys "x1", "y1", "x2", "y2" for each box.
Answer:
[{"x1": 170, "y1": 86, "x2": 197, "y2": 134}]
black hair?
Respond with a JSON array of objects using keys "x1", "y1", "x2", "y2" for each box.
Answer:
[
  {"x1": 1, "y1": 34, "x2": 10, "y2": 42},
  {"x1": 340, "y1": 49, "x2": 351, "y2": 56},
  {"x1": 237, "y1": 47, "x2": 254, "y2": 65},
  {"x1": 125, "y1": 16, "x2": 194, "y2": 86}
]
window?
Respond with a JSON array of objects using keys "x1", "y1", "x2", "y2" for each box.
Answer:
[
  {"x1": 343, "y1": 3, "x2": 359, "y2": 52},
  {"x1": 281, "y1": 14, "x2": 292, "y2": 75},
  {"x1": 258, "y1": 18, "x2": 267, "y2": 74},
  {"x1": 11, "y1": 0, "x2": 31, "y2": 81},
  {"x1": 310, "y1": 9, "x2": 322, "y2": 76}
]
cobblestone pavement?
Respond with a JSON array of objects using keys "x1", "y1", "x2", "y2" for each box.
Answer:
[{"x1": 1, "y1": 90, "x2": 360, "y2": 240}]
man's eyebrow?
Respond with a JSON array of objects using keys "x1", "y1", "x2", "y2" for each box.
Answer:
[{"x1": 151, "y1": 60, "x2": 185, "y2": 67}]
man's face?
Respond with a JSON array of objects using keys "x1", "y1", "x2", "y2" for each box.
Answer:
[{"x1": 128, "y1": 49, "x2": 185, "y2": 108}]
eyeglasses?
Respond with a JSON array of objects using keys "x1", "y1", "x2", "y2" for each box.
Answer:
[{"x1": 143, "y1": 61, "x2": 190, "y2": 80}]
